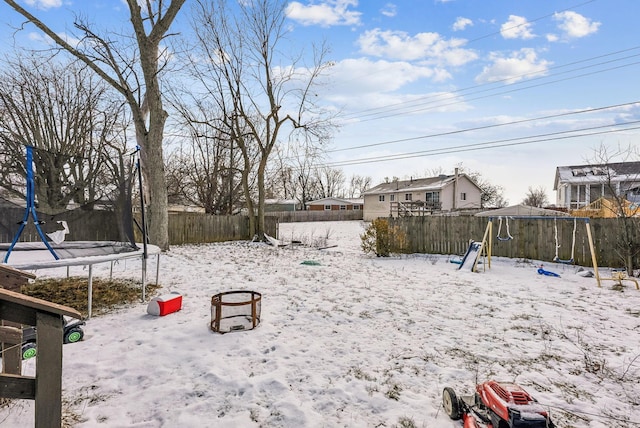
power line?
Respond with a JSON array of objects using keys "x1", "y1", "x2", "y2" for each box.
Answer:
[
  {"x1": 332, "y1": 0, "x2": 602, "y2": 108},
  {"x1": 322, "y1": 121, "x2": 640, "y2": 168},
  {"x1": 340, "y1": 50, "x2": 640, "y2": 122},
  {"x1": 164, "y1": 100, "x2": 640, "y2": 170},
  {"x1": 342, "y1": 44, "x2": 639, "y2": 120},
  {"x1": 465, "y1": 0, "x2": 598, "y2": 44},
  {"x1": 328, "y1": 101, "x2": 640, "y2": 154}
]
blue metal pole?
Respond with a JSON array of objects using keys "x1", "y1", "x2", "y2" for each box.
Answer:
[{"x1": 3, "y1": 146, "x2": 59, "y2": 263}]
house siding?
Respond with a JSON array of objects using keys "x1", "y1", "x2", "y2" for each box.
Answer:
[
  {"x1": 453, "y1": 179, "x2": 483, "y2": 210},
  {"x1": 308, "y1": 204, "x2": 361, "y2": 211},
  {"x1": 305, "y1": 198, "x2": 363, "y2": 212},
  {"x1": 363, "y1": 175, "x2": 482, "y2": 221},
  {"x1": 363, "y1": 194, "x2": 391, "y2": 220}
]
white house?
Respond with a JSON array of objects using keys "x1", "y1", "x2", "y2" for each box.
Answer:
[
  {"x1": 362, "y1": 172, "x2": 482, "y2": 221},
  {"x1": 554, "y1": 162, "x2": 640, "y2": 210}
]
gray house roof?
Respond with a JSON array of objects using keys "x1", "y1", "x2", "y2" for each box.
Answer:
[
  {"x1": 306, "y1": 197, "x2": 363, "y2": 206},
  {"x1": 363, "y1": 174, "x2": 481, "y2": 195},
  {"x1": 475, "y1": 204, "x2": 569, "y2": 217},
  {"x1": 554, "y1": 161, "x2": 640, "y2": 190}
]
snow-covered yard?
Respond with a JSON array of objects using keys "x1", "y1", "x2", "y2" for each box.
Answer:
[{"x1": 3, "y1": 220, "x2": 640, "y2": 427}]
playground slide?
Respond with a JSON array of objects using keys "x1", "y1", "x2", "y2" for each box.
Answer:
[{"x1": 458, "y1": 241, "x2": 482, "y2": 271}]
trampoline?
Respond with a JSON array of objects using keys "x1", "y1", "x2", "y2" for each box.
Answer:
[
  {"x1": 1, "y1": 241, "x2": 148, "y2": 268},
  {"x1": 1, "y1": 241, "x2": 161, "y2": 318},
  {"x1": 0, "y1": 145, "x2": 161, "y2": 318}
]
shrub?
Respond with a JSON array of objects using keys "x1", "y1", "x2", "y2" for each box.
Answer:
[{"x1": 361, "y1": 218, "x2": 407, "y2": 256}]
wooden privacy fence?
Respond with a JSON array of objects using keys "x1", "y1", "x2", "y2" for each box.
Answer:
[
  {"x1": 266, "y1": 210, "x2": 363, "y2": 223},
  {"x1": 0, "y1": 206, "x2": 120, "y2": 243},
  {"x1": 168, "y1": 213, "x2": 278, "y2": 245},
  {"x1": 386, "y1": 216, "x2": 640, "y2": 268},
  {"x1": 0, "y1": 206, "x2": 279, "y2": 246}
]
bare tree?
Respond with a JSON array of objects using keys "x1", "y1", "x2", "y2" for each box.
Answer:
[
  {"x1": 314, "y1": 166, "x2": 345, "y2": 198},
  {"x1": 169, "y1": 96, "x2": 246, "y2": 214},
  {"x1": 99, "y1": 110, "x2": 140, "y2": 243},
  {"x1": 347, "y1": 174, "x2": 372, "y2": 198},
  {"x1": 190, "y1": 0, "x2": 334, "y2": 239},
  {"x1": 0, "y1": 56, "x2": 119, "y2": 213},
  {"x1": 267, "y1": 145, "x2": 299, "y2": 201},
  {"x1": 423, "y1": 166, "x2": 447, "y2": 177},
  {"x1": 522, "y1": 185, "x2": 549, "y2": 207},
  {"x1": 267, "y1": 140, "x2": 325, "y2": 207},
  {"x1": 3, "y1": 0, "x2": 186, "y2": 249},
  {"x1": 164, "y1": 150, "x2": 195, "y2": 206},
  {"x1": 455, "y1": 163, "x2": 508, "y2": 208}
]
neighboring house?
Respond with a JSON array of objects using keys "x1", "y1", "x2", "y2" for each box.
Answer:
[
  {"x1": 554, "y1": 162, "x2": 640, "y2": 210},
  {"x1": 168, "y1": 204, "x2": 206, "y2": 213},
  {"x1": 362, "y1": 172, "x2": 482, "y2": 221},
  {"x1": 265, "y1": 199, "x2": 300, "y2": 212},
  {"x1": 305, "y1": 197, "x2": 363, "y2": 211}
]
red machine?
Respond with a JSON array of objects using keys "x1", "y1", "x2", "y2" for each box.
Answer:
[{"x1": 443, "y1": 381, "x2": 555, "y2": 428}]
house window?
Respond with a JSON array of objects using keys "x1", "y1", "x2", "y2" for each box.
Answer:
[
  {"x1": 390, "y1": 194, "x2": 395, "y2": 202},
  {"x1": 339, "y1": 205, "x2": 346, "y2": 210},
  {"x1": 460, "y1": 192, "x2": 467, "y2": 201},
  {"x1": 353, "y1": 205, "x2": 360, "y2": 210},
  {"x1": 405, "y1": 193, "x2": 412, "y2": 201},
  {"x1": 425, "y1": 192, "x2": 440, "y2": 203},
  {"x1": 379, "y1": 195, "x2": 385, "y2": 202},
  {"x1": 324, "y1": 205, "x2": 331, "y2": 210}
]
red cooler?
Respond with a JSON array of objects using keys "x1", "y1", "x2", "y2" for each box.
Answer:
[{"x1": 147, "y1": 292, "x2": 182, "y2": 316}]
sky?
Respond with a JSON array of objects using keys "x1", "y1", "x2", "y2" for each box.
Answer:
[
  {"x1": 0, "y1": 0, "x2": 639, "y2": 205},
  {"x1": 2, "y1": 221, "x2": 639, "y2": 427}
]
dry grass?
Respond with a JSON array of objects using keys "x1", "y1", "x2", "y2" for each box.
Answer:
[{"x1": 20, "y1": 276, "x2": 161, "y2": 318}]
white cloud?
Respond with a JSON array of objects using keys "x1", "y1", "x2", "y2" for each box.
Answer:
[
  {"x1": 27, "y1": 31, "x2": 81, "y2": 48},
  {"x1": 27, "y1": 32, "x2": 50, "y2": 43},
  {"x1": 380, "y1": 3, "x2": 397, "y2": 18},
  {"x1": 315, "y1": 57, "x2": 478, "y2": 114},
  {"x1": 546, "y1": 33, "x2": 559, "y2": 42},
  {"x1": 500, "y1": 15, "x2": 535, "y2": 40},
  {"x1": 356, "y1": 29, "x2": 477, "y2": 67},
  {"x1": 475, "y1": 48, "x2": 551, "y2": 84},
  {"x1": 553, "y1": 11, "x2": 600, "y2": 38},
  {"x1": 331, "y1": 58, "x2": 442, "y2": 93},
  {"x1": 452, "y1": 17, "x2": 472, "y2": 32},
  {"x1": 286, "y1": 0, "x2": 361, "y2": 27},
  {"x1": 24, "y1": 0, "x2": 62, "y2": 9}
]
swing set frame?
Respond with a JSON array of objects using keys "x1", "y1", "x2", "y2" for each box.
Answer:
[{"x1": 481, "y1": 216, "x2": 606, "y2": 287}]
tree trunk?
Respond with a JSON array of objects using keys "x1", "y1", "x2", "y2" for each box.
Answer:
[
  {"x1": 143, "y1": 135, "x2": 169, "y2": 250},
  {"x1": 239, "y1": 149, "x2": 255, "y2": 238},
  {"x1": 129, "y1": 7, "x2": 176, "y2": 251},
  {"x1": 256, "y1": 157, "x2": 268, "y2": 240},
  {"x1": 2, "y1": 0, "x2": 186, "y2": 251}
]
